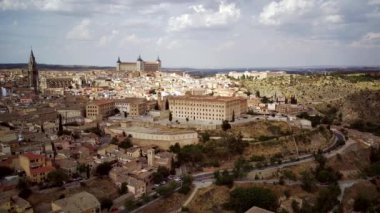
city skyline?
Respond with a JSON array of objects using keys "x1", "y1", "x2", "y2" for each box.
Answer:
[{"x1": 1, "y1": 0, "x2": 380, "y2": 68}]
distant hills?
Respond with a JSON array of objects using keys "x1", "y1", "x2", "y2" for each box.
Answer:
[
  {"x1": 0, "y1": 63, "x2": 379, "y2": 76},
  {"x1": 0, "y1": 63, "x2": 114, "y2": 71}
]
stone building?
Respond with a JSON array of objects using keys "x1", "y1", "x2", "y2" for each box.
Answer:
[
  {"x1": 86, "y1": 100, "x2": 115, "y2": 120},
  {"x1": 168, "y1": 95, "x2": 248, "y2": 124},
  {"x1": 45, "y1": 78, "x2": 73, "y2": 88},
  {"x1": 114, "y1": 98, "x2": 147, "y2": 117},
  {"x1": 19, "y1": 152, "x2": 54, "y2": 183},
  {"x1": 116, "y1": 55, "x2": 161, "y2": 75}
]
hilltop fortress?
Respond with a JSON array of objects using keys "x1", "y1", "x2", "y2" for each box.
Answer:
[{"x1": 116, "y1": 55, "x2": 161, "y2": 76}]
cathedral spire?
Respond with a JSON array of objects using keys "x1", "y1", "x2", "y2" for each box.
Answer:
[
  {"x1": 117, "y1": 56, "x2": 121, "y2": 63},
  {"x1": 28, "y1": 49, "x2": 39, "y2": 94}
]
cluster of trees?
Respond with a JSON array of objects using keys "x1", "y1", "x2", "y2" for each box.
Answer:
[
  {"x1": 95, "y1": 161, "x2": 114, "y2": 176},
  {"x1": 178, "y1": 175, "x2": 193, "y2": 194},
  {"x1": 152, "y1": 166, "x2": 170, "y2": 184},
  {"x1": 295, "y1": 150, "x2": 343, "y2": 212},
  {"x1": 169, "y1": 133, "x2": 248, "y2": 168},
  {"x1": 292, "y1": 185, "x2": 341, "y2": 213},
  {"x1": 224, "y1": 186, "x2": 278, "y2": 213},
  {"x1": 118, "y1": 137, "x2": 133, "y2": 149},
  {"x1": 214, "y1": 157, "x2": 253, "y2": 187},
  {"x1": 47, "y1": 169, "x2": 69, "y2": 186},
  {"x1": 156, "y1": 181, "x2": 178, "y2": 197},
  {"x1": 301, "y1": 151, "x2": 342, "y2": 193},
  {"x1": 84, "y1": 123, "x2": 104, "y2": 137}
]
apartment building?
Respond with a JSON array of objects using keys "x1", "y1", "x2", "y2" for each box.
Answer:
[
  {"x1": 114, "y1": 98, "x2": 147, "y2": 117},
  {"x1": 19, "y1": 153, "x2": 54, "y2": 183},
  {"x1": 168, "y1": 95, "x2": 247, "y2": 123},
  {"x1": 86, "y1": 100, "x2": 115, "y2": 120}
]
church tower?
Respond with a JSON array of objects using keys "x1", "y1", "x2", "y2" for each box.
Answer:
[
  {"x1": 136, "y1": 55, "x2": 144, "y2": 72},
  {"x1": 116, "y1": 56, "x2": 121, "y2": 71},
  {"x1": 28, "y1": 50, "x2": 39, "y2": 94}
]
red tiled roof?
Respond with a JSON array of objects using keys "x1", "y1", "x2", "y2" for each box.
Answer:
[
  {"x1": 23, "y1": 152, "x2": 44, "y2": 160},
  {"x1": 30, "y1": 166, "x2": 55, "y2": 175}
]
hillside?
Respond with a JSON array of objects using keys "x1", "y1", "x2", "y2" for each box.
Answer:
[{"x1": 241, "y1": 73, "x2": 380, "y2": 104}]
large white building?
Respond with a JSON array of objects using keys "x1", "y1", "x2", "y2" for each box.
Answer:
[{"x1": 168, "y1": 95, "x2": 247, "y2": 123}]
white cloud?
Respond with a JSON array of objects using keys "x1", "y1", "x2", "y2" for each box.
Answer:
[
  {"x1": 0, "y1": 0, "x2": 27, "y2": 10},
  {"x1": 121, "y1": 34, "x2": 152, "y2": 46},
  {"x1": 168, "y1": 1, "x2": 240, "y2": 32},
  {"x1": 66, "y1": 19, "x2": 92, "y2": 40},
  {"x1": 0, "y1": 0, "x2": 72, "y2": 11},
  {"x1": 324, "y1": 14, "x2": 343, "y2": 24},
  {"x1": 215, "y1": 40, "x2": 235, "y2": 51},
  {"x1": 36, "y1": 0, "x2": 72, "y2": 11},
  {"x1": 98, "y1": 30, "x2": 119, "y2": 46},
  {"x1": 351, "y1": 32, "x2": 380, "y2": 48},
  {"x1": 369, "y1": 0, "x2": 380, "y2": 5},
  {"x1": 363, "y1": 32, "x2": 380, "y2": 40},
  {"x1": 259, "y1": 0, "x2": 315, "y2": 25}
]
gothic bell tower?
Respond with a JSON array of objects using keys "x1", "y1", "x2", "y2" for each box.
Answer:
[{"x1": 28, "y1": 50, "x2": 39, "y2": 94}]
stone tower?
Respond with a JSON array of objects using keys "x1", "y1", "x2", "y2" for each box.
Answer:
[
  {"x1": 28, "y1": 50, "x2": 39, "y2": 94},
  {"x1": 147, "y1": 148, "x2": 155, "y2": 167},
  {"x1": 156, "y1": 56, "x2": 161, "y2": 71},
  {"x1": 136, "y1": 55, "x2": 144, "y2": 72},
  {"x1": 116, "y1": 56, "x2": 121, "y2": 71}
]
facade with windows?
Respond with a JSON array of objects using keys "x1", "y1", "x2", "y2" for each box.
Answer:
[
  {"x1": 168, "y1": 95, "x2": 247, "y2": 123},
  {"x1": 86, "y1": 100, "x2": 115, "y2": 120}
]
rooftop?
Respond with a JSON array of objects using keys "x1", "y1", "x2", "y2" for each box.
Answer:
[
  {"x1": 30, "y1": 166, "x2": 55, "y2": 175},
  {"x1": 169, "y1": 95, "x2": 244, "y2": 102},
  {"x1": 52, "y1": 191, "x2": 100, "y2": 213},
  {"x1": 22, "y1": 152, "x2": 44, "y2": 160},
  {"x1": 88, "y1": 99, "x2": 114, "y2": 106}
]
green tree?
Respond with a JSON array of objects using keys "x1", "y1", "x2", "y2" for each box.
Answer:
[
  {"x1": 169, "y1": 143, "x2": 181, "y2": 154},
  {"x1": 222, "y1": 120, "x2": 231, "y2": 131},
  {"x1": 17, "y1": 178, "x2": 32, "y2": 199},
  {"x1": 179, "y1": 174, "x2": 193, "y2": 194},
  {"x1": 119, "y1": 137, "x2": 132, "y2": 149},
  {"x1": 233, "y1": 157, "x2": 252, "y2": 178},
  {"x1": 231, "y1": 110, "x2": 235, "y2": 122},
  {"x1": 214, "y1": 170, "x2": 234, "y2": 187},
  {"x1": 156, "y1": 181, "x2": 178, "y2": 197},
  {"x1": 256, "y1": 91, "x2": 260, "y2": 98},
  {"x1": 169, "y1": 111, "x2": 173, "y2": 122},
  {"x1": 47, "y1": 169, "x2": 69, "y2": 186},
  {"x1": 300, "y1": 170, "x2": 316, "y2": 192},
  {"x1": 152, "y1": 166, "x2": 170, "y2": 184},
  {"x1": 119, "y1": 182, "x2": 128, "y2": 194},
  {"x1": 225, "y1": 186, "x2": 278, "y2": 213},
  {"x1": 95, "y1": 162, "x2": 113, "y2": 176},
  {"x1": 200, "y1": 131, "x2": 210, "y2": 142},
  {"x1": 314, "y1": 185, "x2": 341, "y2": 212},
  {"x1": 58, "y1": 114, "x2": 63, "y2": 135},
  {"x1": 110, "y1": 136, "x2": 118, "y2": 144}
]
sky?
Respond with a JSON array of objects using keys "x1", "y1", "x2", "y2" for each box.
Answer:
[{"x1": 0, "y1": 0, "x2": 380, "y2": 68}]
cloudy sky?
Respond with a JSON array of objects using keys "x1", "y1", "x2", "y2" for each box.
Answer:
[{"x1": 0, "y1": 0, "x2": 380, "y2": 68}]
